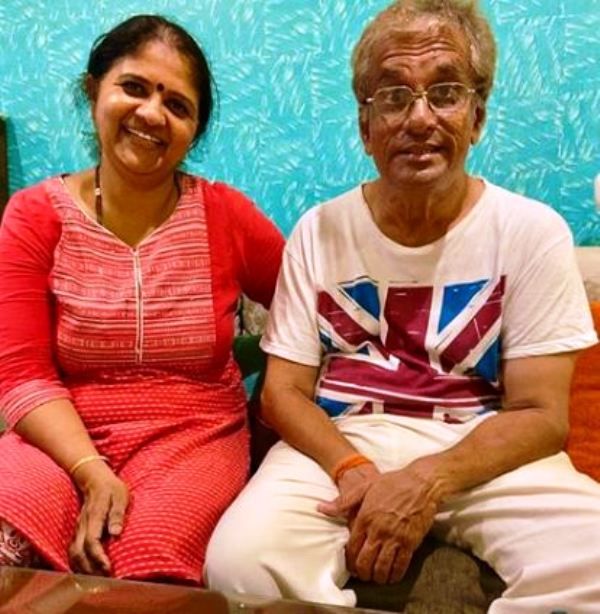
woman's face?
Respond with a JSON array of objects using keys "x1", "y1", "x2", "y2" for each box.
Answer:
[{"x1": 90, "y1": 39, "x2": 200, "y2": 183}]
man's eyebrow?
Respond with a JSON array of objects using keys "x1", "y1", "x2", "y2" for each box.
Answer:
[{"x1": 432, "y1": 63, "x2": 469, "y2": 81}]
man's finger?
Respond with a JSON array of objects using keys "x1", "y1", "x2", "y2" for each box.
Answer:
[
  {"x1": 345, "y1": 517, "x2": 368, "y2": 573},
  {"x1": 389, "y1": 545, "x2": 413, "y2": 584},
  {"x1": 372, "y1": 542, "x2": 398, "y2": 585},
  {"x1": 318, "y1": 486, "x2": 366, "y2": 517},
  {"x1": 352, "y1": 536, "x2": 380, "y2": 582},
  {"x1": 317, "y1": 496, "x2": 343, "y2": 517}
]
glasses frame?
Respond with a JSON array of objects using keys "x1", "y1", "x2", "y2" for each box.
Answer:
[{"x1": 364, "y1": 82, "x2": 477, "y2": 117}]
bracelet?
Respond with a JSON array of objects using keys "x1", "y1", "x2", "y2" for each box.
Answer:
[
  {"x1": 330, "y1": 453, "x2": 374, "y2": 484},
  {"x1": 69, "y1": 455, "x2": 109, "y2": 476}
]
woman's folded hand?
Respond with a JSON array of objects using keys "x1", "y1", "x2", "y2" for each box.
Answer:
[{"x1": 68, "y1": 462, "x2": 129, "y2": 575}]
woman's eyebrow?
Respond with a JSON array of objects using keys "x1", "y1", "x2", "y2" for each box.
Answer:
[{"x1": 117, "y1": 73, "x2": 197, "y2": 109}]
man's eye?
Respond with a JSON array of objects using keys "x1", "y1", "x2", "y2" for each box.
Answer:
[
  {"x1": 383, "y1": 89, "x2": 410, "y2": 106},
  {"x1": 121, "y1": 81, "x2": 145, "y2": 96},
  {"x1": 430, "y1": 85, "x2": 460, "y2": 105}
]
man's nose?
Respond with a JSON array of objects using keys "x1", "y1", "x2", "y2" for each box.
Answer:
[{"x1": 404, "y1": 95, "x2": 436, "y2": 132}]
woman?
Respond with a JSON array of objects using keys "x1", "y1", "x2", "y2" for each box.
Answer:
[{"x1": 0, "y1": 15, "x2": 284, "y2": 584}]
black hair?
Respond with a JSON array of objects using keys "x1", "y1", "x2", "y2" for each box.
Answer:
[{"x1": 85, "y1": 14, "x2": 215, "y2": 146}]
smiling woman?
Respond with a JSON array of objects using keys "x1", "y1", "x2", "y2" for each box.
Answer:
[{"x1": 0, "y1": 14, "x2": 284, "y2": 585}]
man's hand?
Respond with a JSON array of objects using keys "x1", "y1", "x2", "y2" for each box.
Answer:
[
  {"x1": 345, "y1": 463, "x2": 442, "y2": 585},
  {"x1": 68, "y1": 463, "x2": 129, "y2": 575},
  {"x1": 318, "y1": 462, "x2": 381, "y2": 521}
]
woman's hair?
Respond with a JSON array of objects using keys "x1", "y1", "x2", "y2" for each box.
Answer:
[
  {"x1": 352, "y1": 0, "x2": 497, "y2": 106},
  {"x1": 83, "y1": 14, "x2": 215, "y2": 146}
]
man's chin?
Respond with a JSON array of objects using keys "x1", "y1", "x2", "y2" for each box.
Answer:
[{"x1": 385, "y1": 167, "x2": 451, "y2": 190}]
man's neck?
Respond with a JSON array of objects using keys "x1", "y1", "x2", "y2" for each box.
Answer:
[{"x1": 363, "y1": 175, "x2": 483, "y2": 247}]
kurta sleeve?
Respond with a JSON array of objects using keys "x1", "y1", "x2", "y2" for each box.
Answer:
[
  {"x1": 0, "y1": 184, "x2": 71, "y2": 428},
  {"x1": 216, "y1": 183, "x2": 285, "y2": 308}
]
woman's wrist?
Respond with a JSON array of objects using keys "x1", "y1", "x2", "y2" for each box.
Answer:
[
  {"x1": 70, "y1": 457, "x2": 113, "y2": 490},
  {"x1": 69, "y1": 454, "x2": 110, "y2": 477}
]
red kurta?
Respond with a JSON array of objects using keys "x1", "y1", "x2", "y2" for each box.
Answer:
[{"x1": 0, "y1": 174, "x2": 284, "y2": 583}]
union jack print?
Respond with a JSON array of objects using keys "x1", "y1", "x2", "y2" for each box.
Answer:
[{"x1": 315, "y1": 276, "x2": 506, "y2": 423}]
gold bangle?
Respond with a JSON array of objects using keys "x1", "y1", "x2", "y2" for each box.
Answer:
[
  {"x1": 69, "y1": 455, "x2": 109, "y2": 476},
  {"x1": 330, "y1": 453, "x2": 374, "y2": 484}
]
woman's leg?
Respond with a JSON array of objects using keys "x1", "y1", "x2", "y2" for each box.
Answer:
[
  {"x1": 0, "y1": 433, "x2": 78, "y2": 571},
  {"x1": 108, "y1": 426, "x2": 249, "y2": 584}
]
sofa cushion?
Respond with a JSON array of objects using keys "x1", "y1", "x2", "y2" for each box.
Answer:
[
  {"x1": 350, "y1": 535, "x2": 504, "y2": 613},
  {"x1": 566, "y1": 301, "x2": 600, "y2": 481}
]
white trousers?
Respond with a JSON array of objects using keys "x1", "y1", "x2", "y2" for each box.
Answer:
[{"x1": 205, "y1": 414, "x2": 600, "y2": 613}]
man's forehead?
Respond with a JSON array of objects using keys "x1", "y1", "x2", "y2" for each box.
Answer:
[
  {"x1": 363, "y1": 16, "x2": 473, "y2": 86},
  {"x1": 372, "y1": 16, "x2": 471, "y2": 62}
]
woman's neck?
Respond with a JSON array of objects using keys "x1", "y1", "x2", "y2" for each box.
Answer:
[{"x1": 89, "y1": 161, "x2": 180, "y2": 247}]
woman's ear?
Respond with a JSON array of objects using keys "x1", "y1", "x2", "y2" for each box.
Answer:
[{"x1": 84, "y1": 74, "x2": 99, "y2": 107}]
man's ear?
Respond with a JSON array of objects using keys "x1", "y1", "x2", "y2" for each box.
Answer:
[
  {"x1": 470, "y1": 102, "x2": 487, "y2": 145},
  {"x1": 359, "y1": 106, "x2": 372, "y2": 156}
]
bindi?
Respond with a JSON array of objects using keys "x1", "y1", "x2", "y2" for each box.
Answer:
[{"x1": 157, "y1": 83, "x2": 165, "y2": 92}]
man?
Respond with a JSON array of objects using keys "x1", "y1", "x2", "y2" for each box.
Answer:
[{"x1": 206, "y1": 1, "x2": 600, "y2": 611}]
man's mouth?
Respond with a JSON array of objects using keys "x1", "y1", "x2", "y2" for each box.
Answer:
[{"x1": 399, "y1": 144, "x2": 441, "y2": 155}]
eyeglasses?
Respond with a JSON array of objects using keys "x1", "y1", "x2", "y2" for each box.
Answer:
[{"x1": 364, "y1": 82, "x2": 476, "y2": 119}]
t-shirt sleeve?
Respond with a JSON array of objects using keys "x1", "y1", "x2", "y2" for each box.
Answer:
[
  {"x1": 260, "y1": 219, "x2": 323, "y2": 366},
  {"x1": 219, "y1": 184, "x2": 285, "y2": 308},
  {"x1": 501, "y1": 218, "x2": 597, "y2": 360},
  {"x1": 0, "y1": 186, "x2": 71, "y2": 428}
]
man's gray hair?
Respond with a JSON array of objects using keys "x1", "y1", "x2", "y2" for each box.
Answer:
[{"x1": 352, "y1": 0, "x2": 497, "y2": 106}]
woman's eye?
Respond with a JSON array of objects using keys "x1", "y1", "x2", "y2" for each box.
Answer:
[
  {"x1": 167, "y1": 99, "x2": 189, "y2": 117},
  {"x1": 121, "y1": 81, "x2": 145, "y2": 96}
]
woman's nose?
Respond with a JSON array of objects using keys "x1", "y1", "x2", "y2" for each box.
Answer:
[{"x1": 135, "y1": 95, "x2": 166, "y2": 126}]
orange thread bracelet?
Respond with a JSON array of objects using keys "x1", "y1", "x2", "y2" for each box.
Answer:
[{"x1": 330, "y1": 453, "x2": 374, "y2": 484}]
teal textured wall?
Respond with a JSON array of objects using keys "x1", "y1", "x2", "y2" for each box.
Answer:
[{"x1": 0, "y1": 0, "x2": 598, "y2": 241}]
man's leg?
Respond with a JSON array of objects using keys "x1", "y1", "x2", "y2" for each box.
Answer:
[
  {"x1": 205, "y1": 413, "x2": 479, "y2": 605},
  {"x1": 436, "y1": 452, "x2": 600, "y2": 613},
  {"x1": 205, "y1": 438, "x2": 356, "y2": 606}
]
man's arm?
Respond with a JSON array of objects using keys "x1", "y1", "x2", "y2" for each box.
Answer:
[
  {"x1": 412, "y1": 351, "x2": 574, "y2": 495},
  {"x1": 340, "y1": 352, "x2": 576, "y2": 584},
  {"x1": 260, "y1": 356, "x2": 360, "y2": 475}
]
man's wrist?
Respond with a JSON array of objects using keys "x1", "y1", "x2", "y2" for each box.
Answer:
[
  {"x1": 406, "y1": 455, "x2": 457, "y2": 504},
  {"x1": 330, "y1": 453, "x2": 375, "y2": 484}
]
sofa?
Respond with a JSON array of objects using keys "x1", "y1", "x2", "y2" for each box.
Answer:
[
  {"x1": 238, "y1": 245, "x2": 600, "y2": 613},
  {"x1": 0, "y1": 247, "x2": 597, "y2": 613}
]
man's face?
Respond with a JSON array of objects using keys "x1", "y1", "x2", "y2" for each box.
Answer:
[{"x1": 359, "y1": 17, "x2": 486, "y2": 193}]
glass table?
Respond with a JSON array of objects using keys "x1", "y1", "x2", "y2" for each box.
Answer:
[{"x1": 0, "y1": 567, "x2": 390, "y2": 613}]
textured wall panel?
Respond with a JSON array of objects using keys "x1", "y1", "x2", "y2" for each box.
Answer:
[{"x1": 0, "y1": 0, "x2": 598, "y2": 241}]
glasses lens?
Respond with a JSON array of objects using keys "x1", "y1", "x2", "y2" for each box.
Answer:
[
  {"x1": 375, "y1": 86, "x2": 413, "y2": 114},
  {"x1": 428, "y1": 83, "x2": 467, "y2": 110}
]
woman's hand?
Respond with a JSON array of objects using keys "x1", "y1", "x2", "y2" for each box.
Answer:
[{"x1": 68, "y1": 462, "x2": 129, "y2": 575}]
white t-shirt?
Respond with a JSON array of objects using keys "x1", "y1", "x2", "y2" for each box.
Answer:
[{"x1": 261, "y1": 181, "x2": 597, "y2": 423}]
